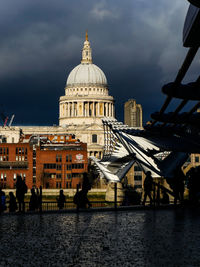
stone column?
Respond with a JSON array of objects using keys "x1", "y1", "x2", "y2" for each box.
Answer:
[
  {"x1": 66, "y1": 103, "x2": 68, "y2": 117},
  {"x1": 82, "y1": 101, "x2": 84, "y2": 116},
  {"x1": 111, "y1": 104, "x2": 114, "y2": 117},
  {"x1": 97, "y1": 102, "x2": 100, "y2": 116},
  {"x1": 59, "y1": 104, "x2": 62, "y2": 118},
  {"x1": 72, "y1": 102, "x2": 74, "y2": 117},
  {"x1": 93, "y1": 102, "x2": 95, "y2": 116}
]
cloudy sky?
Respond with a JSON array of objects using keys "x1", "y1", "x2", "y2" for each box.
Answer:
[{"x1": 0, "y1": 0, "x2": 197, "y2": 126}]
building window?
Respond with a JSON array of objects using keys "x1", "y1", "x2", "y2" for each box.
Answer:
[
  {"x1": 66, "y1": 155, "x2": 72, "y2": 162},
  {"x1": 56, "y1": 174, "x2": 62, "y2": 179},
  {"x1": 92, "y1": 134, "x2": 97, "y2": 143},
  {"x1": 195, "y1": 156, "x2": 199, "y2": 163},
  {"x1": 134, "y1": 175, "x2": 142, "y2": 181},
  {"x1": 66, "y1": 164, "x2": 72, "y2": 170},
  {"x1": 66, "y1": 173, "x2": 72, "y2": 179},
  {"x1": 134, "y1": 165, "x2": 142, "y2": 172},
  {"x1": 72, "y1": 163, "x2": 84, "y2": 169},
  {"x1": 56, "y1": 154, "x2": 62, "y2": 162},
  {"x1": 44, "y1": 164, "x2": 56, "y2": 169},
  {"x1": 56, "y1": 164, "x2": 62, "y2": 170}
]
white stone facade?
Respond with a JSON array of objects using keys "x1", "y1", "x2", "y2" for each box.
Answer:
[{"x1": 58, "y1": 33, "x2": 115, "y2": 156}]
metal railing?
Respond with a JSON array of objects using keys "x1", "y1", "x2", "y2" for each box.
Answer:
[{"x1": 2, "y1": 200, "x2": 123, "y2": 214}]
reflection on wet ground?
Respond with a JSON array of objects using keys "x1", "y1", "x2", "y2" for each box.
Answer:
[{"x1": 0, "y1": 208, "x2": 200, "y2": 266}]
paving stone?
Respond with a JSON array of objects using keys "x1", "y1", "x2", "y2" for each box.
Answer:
[{"x1": 0, "y1": 209, "x2": 200, "y2": 266}]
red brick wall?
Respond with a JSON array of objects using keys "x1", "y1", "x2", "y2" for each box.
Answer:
[{"x1": 0, "y1": 141, "x2": 88, "y2": 189}]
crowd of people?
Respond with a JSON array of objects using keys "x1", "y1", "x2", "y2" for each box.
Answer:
[
  {"x1": 0, "y1": 175, "x2": 42, "y2": 214},
  {"x1": 0, "y1": 172, "x2": 92, "y2": 214},
  {"x1": 1, "y1": 167, "x2": 200, "y2": 213}
]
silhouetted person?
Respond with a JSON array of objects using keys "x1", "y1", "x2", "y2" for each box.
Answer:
[
  {"x1": 57, "y1": 189, "x2": 66, "y2": 210},
  {"x1": 9, "y1": 192, "x2": 17, "y2": 212},
  {"x1": 161, "y1": 190, "x2": 169, "y2": 205},
  {"x1": 29, "y1": 188, "x2": 38, "y2": 211},
  {"x1": 173, "y1": 167, "x2": 185, "y2": 205},
  {"x1": 74, "y1": 188, "x2": 91, "y2": 209},
  {"x1": 74, "y1": 173, "x2": 92, "y2": 210},
  {"x1": 16, "y1": 175, "x2": 27, "y2": 212},
  {"x1": 142, "y1": 171, "x2": 153, "y2": 206},
  {"x1": 82, "y1": 172, "x2": 92, "y2": 191},
  {"x1": 187, "y1": 166, "x2": 200, "y2": 205}
]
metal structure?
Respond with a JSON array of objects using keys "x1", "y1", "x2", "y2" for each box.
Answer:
[{"x1": 91, "y1": 2, "x2": 200, "y2": 182}]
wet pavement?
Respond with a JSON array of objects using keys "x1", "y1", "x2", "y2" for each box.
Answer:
[{"x1": 0, "y1": 208, "x2": 200, "y2": 266}]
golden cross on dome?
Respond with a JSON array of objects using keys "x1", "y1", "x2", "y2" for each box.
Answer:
[{"x1": 85, "y1": 30, "x2": 88, "y2": 41}]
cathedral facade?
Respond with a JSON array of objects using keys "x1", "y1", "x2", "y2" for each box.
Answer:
[
  {"x1": 2, "y1": 33, "x2": 115, "y2": 158},
  {"x1": 58, "y1": 32, "x2": 115, "y2": 158}
]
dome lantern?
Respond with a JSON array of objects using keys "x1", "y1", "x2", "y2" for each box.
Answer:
[{"x1": 81, "y1": 31, "x2": 92, "y2": 64}]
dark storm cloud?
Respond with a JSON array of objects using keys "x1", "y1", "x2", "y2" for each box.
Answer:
[{"x1": 0, "y1": 0, "x2": 194, "y2": 125}]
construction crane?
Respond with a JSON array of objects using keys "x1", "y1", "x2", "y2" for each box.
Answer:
[{"x1": 0, "y1": 112, "x2": 15, "y2": 127}]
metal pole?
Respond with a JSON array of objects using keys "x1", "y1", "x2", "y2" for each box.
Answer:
[
  {"x1": 76, "y1": 183, "x2": 79, "y2": 212},
  {"x1": 114, "y1": 183, "x2": 117, "y2": 210},
  {"x1": 39, "y1": 186, "x2": 42, "y2": 213}
]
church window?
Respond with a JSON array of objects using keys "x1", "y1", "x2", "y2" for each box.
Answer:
[
  {"x1": 92, "y1": 134, "x2": 97, "y2": 143},
  {"x1": 89, "y1": 88, "x2": 91, "y2": 91},
  {"x1": 86, "y1": 51, "x2": 88, "y2": 56}
]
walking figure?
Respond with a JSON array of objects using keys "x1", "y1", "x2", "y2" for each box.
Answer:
[
  {"x1": 16, "y1": 175, "x2": 27, "y2": 212},
  {"x1": 73, "y1": 172, "x2": 92, "y2": 210},
  {"x1": 57, "y1": 189, "x2": 66, "y2": 210},
  {"x1": 142, "y1": 171, "x2": 153, "y2": 206},
  {"x1": 29, "y1": 188, "x2": 38, "y2": 211},
  {"x1": 173, "y1": 167, "x2": 185, "y2": 205}
]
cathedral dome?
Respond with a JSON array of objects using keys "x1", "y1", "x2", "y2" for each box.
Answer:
[
  {"x1": 66, "y1": 63, "x2": 107, "y2": 86},
  {"x1": 66, "y1": 31, "x2": 107, "y2": 88}
]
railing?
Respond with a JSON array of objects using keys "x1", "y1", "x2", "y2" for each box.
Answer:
[
  {"x1": 2, "y1": 200, "x2": 123, "y2": 214},
  {"x1": 1, "y1": 183, "x2": 177, "y2": 214}
]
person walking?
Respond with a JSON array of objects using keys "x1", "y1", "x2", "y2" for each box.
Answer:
[
  {"x1": 16, "y1": 175, "x2": 27, "y2": 212},
  {"x1": 142, "y1": 171, "x2": 153, "y2": 206},
  {"x1": 57, "y1": 189, "x2": 66, "y2": 210},
  {"x1": 29, "y1": 188, "x2": 38, "y2": 211}
]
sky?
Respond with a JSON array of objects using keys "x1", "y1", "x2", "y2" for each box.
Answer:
[{"x1": 0, "y1": 0, "x2": 198, "y2": 126}]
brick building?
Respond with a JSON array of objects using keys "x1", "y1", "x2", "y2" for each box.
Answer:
[{"x1": 0, "y1": 134, "x2": 88, "y2": 189}]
